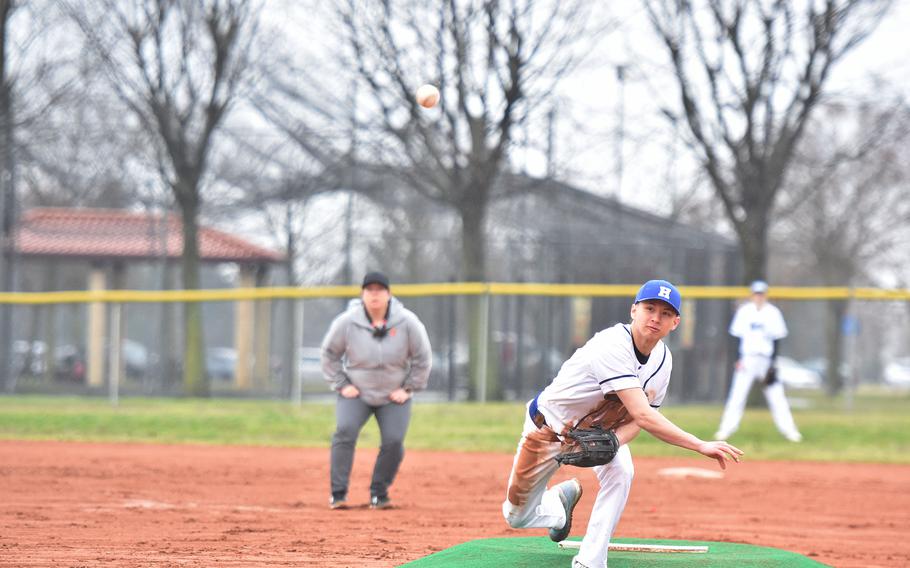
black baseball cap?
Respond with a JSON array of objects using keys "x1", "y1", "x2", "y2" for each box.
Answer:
[{"x1": 361, "y1": 271, "x2": 390, "y2": 289}]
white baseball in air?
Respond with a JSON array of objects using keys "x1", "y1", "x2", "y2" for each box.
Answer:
[{"x1": 416, "y1": 84, "x2": 440, "y2": 108}]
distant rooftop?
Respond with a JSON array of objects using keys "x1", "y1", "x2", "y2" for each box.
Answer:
[{"x1": 11, "y1": 208, "x2": 284, "y2": 264}]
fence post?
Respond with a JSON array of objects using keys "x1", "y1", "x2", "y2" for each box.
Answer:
[
  {"x1": 478, "y1": 288, "x2": 490, "y2": 404},
  {"x1": 844, "y1": 290, "x2": 858, "y2": 412},
  {"x1": 109, "y1": 302, "x2": 121, "y2": 407},
  {"x1": 291, "y1": 298, "x2": 304, "y2": 407},
  {"x1": 447, "y1": 290, "x2": 456, "y2": 401}
]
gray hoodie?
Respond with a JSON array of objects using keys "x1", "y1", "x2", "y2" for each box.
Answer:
[{"x1": 321, "y1": 297, "x2": 432, "y2": 406}]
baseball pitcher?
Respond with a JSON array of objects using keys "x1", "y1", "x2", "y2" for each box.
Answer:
[{"x1": 502, "y1": 280, "x2": 742, "y2": 568}]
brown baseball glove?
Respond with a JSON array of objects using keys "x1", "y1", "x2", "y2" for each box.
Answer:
[
  {"x1": 555, "y1": 426, "x2": 620, "y2": 468},
  {"x1": 762, "y1": 365, "x2": 778, "y2": 386}
]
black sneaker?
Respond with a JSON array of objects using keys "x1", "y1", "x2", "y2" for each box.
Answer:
[
  {"x1": 370, "y1": 495, "x2": 392, "y2": 509},
  {"x1": 329, "y1": 494, "x2": 347, "y2": 509},
  {"x1": 548, "y1": 479, "x2": 582, "y2": 542}
]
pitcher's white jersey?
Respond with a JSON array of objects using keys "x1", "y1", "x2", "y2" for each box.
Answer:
[
  {"x1": 729, "y1": 302, "x2": 788, "y2": 357},
  {"x1": 536, "y1": 323, "x2": 672, "y2": 435}
]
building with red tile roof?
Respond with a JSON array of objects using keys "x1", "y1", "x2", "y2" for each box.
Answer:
[
  {"x1": 7, "y1": 207, "x2": 284, "y2": 392},
  {"x1": 12, "y1": 207, "x2": 283, "y2": 263}
]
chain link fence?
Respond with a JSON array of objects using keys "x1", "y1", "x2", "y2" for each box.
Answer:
[{"x1": 2, "y1": 284, "x2": 909, "y2": 404}]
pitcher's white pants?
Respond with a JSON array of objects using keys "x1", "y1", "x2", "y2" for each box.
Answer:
[
  {"x1": 716, "y1": 354, "x2": 801, "y2": 440},
  {"x1": 502, "y1": 408, "x2": 634, "y2": 568},
  {"x1": 574, "y1": 449, "x2": 634, "y2": 568}
]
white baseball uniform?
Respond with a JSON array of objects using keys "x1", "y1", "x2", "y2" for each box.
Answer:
[
  {"x1": 502, "y1": 323, "x2": 672, "y2": 568},
  {"x1": 716, "y1": 301, "x2": 802, "y2": 441}
]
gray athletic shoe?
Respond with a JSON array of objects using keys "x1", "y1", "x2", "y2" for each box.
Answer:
[
  {"x1": 548, "y1": 478, "x2": 583, "y2": 542},
  {"x1": 329, "y1": 495, "x2": 347, "y2": 509},
  {"x1": 370, "y1": 495, "x2": 392, "y2": 509}
]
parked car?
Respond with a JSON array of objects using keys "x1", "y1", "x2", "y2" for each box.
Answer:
[
  {"x1": 775, "y1": 356, "x2": 823, "y2": 389},
  {"x1": 206, "y1": 347, "x2": 237, "y2": 381},
  {"x1": 54, "y1": 345, "x2": 86, "y2": 383},
  {"x1": 802, "y1": 357, "x2": 851, "y2": 381},
  {"x1": 429, "y1": 349, "x2": 469, "y2": 391},
  {"x1": 883, "y1": 357, "x2": 910, "y2": 388},
  {"x1": 298, "y1": 347, "x2": 324, "y2": 383},
  {"x1": 12, "y1": 340, "x2": 47, "y2": 376},
  {"x1": 122, "y1": 339, "x2": 150, "y2": 378},
  {"x1": 492, "y1": 332, "x2": 566, "y2": 383},
  {"x1": 205, "y1": 347, "x2": 284, "y2": 383}
]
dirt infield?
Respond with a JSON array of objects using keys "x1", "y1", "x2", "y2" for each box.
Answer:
[{"x1": 1, "y1": 440, "x2": 908, "y2": 567}]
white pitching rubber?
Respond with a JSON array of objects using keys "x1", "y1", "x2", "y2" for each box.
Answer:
[{"x1": 557, "y1": 541, "x2": 708, "y2": 554}]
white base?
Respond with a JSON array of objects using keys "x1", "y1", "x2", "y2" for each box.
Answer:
[{"x1": 657, "y1": 466, "x2": 724, "y2": 479}]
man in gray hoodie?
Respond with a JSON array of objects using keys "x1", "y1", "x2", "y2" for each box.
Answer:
[{"x1": 322, "y1": 271, "x2": 432, "y2": 510}]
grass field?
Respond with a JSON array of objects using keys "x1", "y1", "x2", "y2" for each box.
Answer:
[{"x1": 1, "y1": 387, "x2": 908, "y2": 463}]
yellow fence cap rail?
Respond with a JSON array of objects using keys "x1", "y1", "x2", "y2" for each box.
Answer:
[{"x1": 0, "y1": 283, "x2": 908, "y2": 304}]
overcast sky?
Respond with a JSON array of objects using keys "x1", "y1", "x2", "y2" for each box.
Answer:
[
  {"x1": 543, "y1": 1, "x2": 910, "y2": 214},
  {"x1": 254, "y1": 2, "x2": 908, "y2": 213}
]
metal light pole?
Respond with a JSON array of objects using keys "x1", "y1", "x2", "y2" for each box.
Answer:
[
  {"x1": 0, "y1": 63, "x2": 17, "y2": 392},
  {"x1": 614, "y1": 64, "x2": 626, "y2": 202},
  {"x1": 546, "y1": 106, "x2": 556, "y2": 178},
  {"x1": 342, "y1": 77, "x2": 358, "y2": 285}
]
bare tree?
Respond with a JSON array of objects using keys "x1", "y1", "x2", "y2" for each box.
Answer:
[
  {"x1": 213, "y1": 127, "x2": 355, "y2": 285},
  {"x1": 259, "y1": 0, "x2": 605, "y2": 400},
  {"x1": 0, "y1": 0, "x2": 20, "y2": 390},
  {"x1": 0, "y1": 0, "x2": 15, "y2": 244},
  {"x1": 1, "y1": 0, "x2": 78, "y2": 390},
  {"x1": 774, "y1": 95, "x2": 910, "y2": 393},
  {"x1": 64, "y1": 0, "x2": 261, "y2": 395},
  {"x1": 645, "y1": 0, "x2": 892, "y2": 282},
  {"x1": 21, "y1": 74, "x2": 148, "y2": 209}
]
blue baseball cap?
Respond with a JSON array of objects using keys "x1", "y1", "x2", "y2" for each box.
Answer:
[{"x1": 634, "y1": 279, "x2": 681, "y2": 315}]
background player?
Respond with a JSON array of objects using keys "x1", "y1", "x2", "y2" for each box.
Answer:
[
  {"x1": 321, "y1": 271, "x2": 432, "y2": 509},
  {"x1": 714, "y1": 280, "x2": 802, "y2": 442},
  {"x1": 501, "y1": 279, "x2": 742, "y2": 568}
]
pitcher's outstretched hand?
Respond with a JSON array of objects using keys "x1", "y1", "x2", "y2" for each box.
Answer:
[{"x1": 697, "y1": 441, "x2": 743, "y2": 470}]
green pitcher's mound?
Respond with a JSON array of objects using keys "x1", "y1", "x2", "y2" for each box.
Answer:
[{"x1": 399, "y1": 537, "x2": 830, "y2": 567}]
